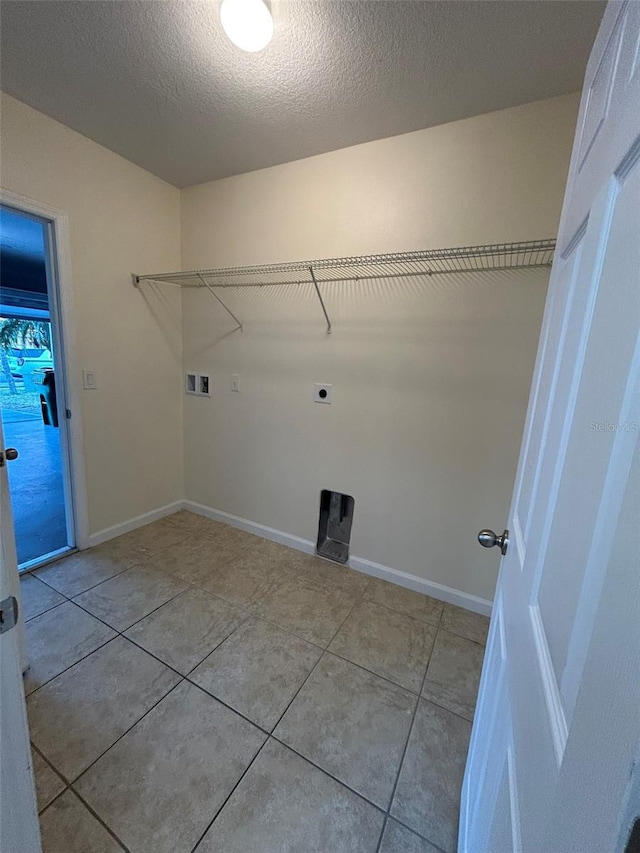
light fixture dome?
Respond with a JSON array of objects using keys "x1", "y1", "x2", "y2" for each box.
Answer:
[{"x1": 220, "y1": 0, "x2": 273, "y2": 53}]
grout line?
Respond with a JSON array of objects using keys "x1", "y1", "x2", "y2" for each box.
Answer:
[
  {"x1": 24, "y1": 517, "x2": 475, "y2": 851},
  {"x1": 31, "y1": 609, "x2": 475, "y2": 829},
  {"x1": 69, "y1": 787, "x2": 133, "y2": 852},
  {"x1": 385, "y1": 814, "x2": 450, "y2": 853},
  {"x1": 436, "y1": 624, "x2": 488, "y2": 649},
  {"x1": 24, "y1": 631, "x2": 116, "y2": 700},
  {"x1": 185, "y1": 679, "x2": 271, "y2": 738},
  {"x1": 253, "y1": 592, "x2": 365, "y2": 738},
  {"x1": 267, "y1": 733, "x2": 387, "y2": 814},
  {"x1": 188, "y1": 737, "x2": 272, "y2": 852},
  {"x1": 35, "y1": 754, "x2": 131, "y2": 852},
  {"x1": 30, "y1": 742, "x2": 70, "y2": 814},
  {"x1": 325, "y1": 647, "x2": 425, "y2": 697},
  {"x1": 362, "y1": 592, "x2": 445, "y2": 630},
  {"x1": 32, "y1": 561, "x2": 135, "y2": 598},
  {"x1": 265, "y1": 644, "x2": 327, "y2": 734},
  {"x1": 378, "y1": 816, "x2": 390, "y2": 851},
  {"x1": 37, "y1": 786, "x2": 69, "y2": 816},
  {"x1": 23, "y1": 597, "x2": 68, "y2": 624},
  {"x1": 70, "y1": 678, "x2": 186, "y2": 787},
  {"x1": 374, "y1": 607, "x2": 444, "y2": 853},
  {"x1": 182, "y1": 615, "x2": 255, "y2": 680},
  {"x1": 418, "y1": 693, "x2": 475, "y2": 726},
  {"x1": 31, "y1": 742, "x2": 67, "y2": 786},
  {"x1": 71, "y1": 583, "x2": 189, "y2": 636},
  {"x1": 189, "y1": 733, "x2": 389, "y2": 853}
]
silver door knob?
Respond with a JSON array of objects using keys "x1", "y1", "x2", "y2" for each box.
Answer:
[
  {"x1": 0, "y1": 448, "x2": 18, "y2": 468},
  {"x1": 478, "y1": 528, "x2": 509, "y2": 555}
]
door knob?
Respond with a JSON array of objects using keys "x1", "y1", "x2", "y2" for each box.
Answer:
[
  {"x1": 0, "y1": 448, "x2": 19, "y2": 468},
  {"x1": 478, "y1": 528, "x2": 509, "y2": 555}
]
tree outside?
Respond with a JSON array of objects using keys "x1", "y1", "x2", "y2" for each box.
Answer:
[{"x1": 0, "y1": 317, "x2": 52, "y2": 410}]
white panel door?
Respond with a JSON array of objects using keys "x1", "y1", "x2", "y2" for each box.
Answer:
[
  {"x1": 461, "y1": 2, "x2": 640, "y2": 851},
  {"x1": 0, "y1": 413, "x2": 41, "y2": 851}
]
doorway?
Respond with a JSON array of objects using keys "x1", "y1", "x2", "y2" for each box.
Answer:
[{"x1": 0, "y1": 204, "x2": 75, "y2": 569}]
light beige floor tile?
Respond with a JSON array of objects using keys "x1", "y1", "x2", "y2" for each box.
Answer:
[
  {"x1": 197, "y1": 739, "x2": 384, "y2": 853},
  {"x1": 24, "y1": 602, "x2": 116, "y2": 695},
  {"x1": 73, "y1": 565, "x2": 188, "y2": 631},
  {"x1": 365, "y1": 578, "x2": 444, "y2": 627},
  {"x1": 275, "y1": 653, "x2": 416, "y2": 809},
  {"x1": 422, "y1": 629, "x2": 484, "y2": 721},
  {"x1": 165, "y1": 509, "x2": 216, "y2": 532},
  {"x1": 254, "y1": 577, "x2": 356, "y2": 647},
  {"x1": 20, "y1": 574, "x2": 65, "y2": 622},
  {"x1": 379, "y1": 818, "x2": 441, "y2": 853},
  {"x1": 200, "y1": 521, "x2": 261, "y2": 550},
  {"x1": 39, "y1": 790, "x2": 124, "y2": 852},
  {"x1": 107, "y1": 519, "x2": 190, "y2": 560},
  {"x1": 329, "y1": 599, "x2": 436, "y2": 692},
  {"x1": 201, "y1": 549, "x2": 299, "y2": 609},
  {"x1": 391, "y1": 699, "x2": 471, "y2": 853},
  {"x1": 76, "y1": 681, "x2": 265, "y2": 853},
  {"x1": 285, "y1": 550, "x2": 371, "y2": 596},
  {"x1": 125, "y1": 587, "x2": 247, "y2": 674},
  {"x1": 35, "y1": 546, "x2": 136, "y2": 598},
  {"x1": 146, "y1": 535, "x2": 243, "y2": 587},
  {"x1": 191, "y1": 617, "x2": 322, "y2": 730},
  {"x1": 32, "y1": 751, "x2": 65, "y2": 813},
  {"x1": 28, "y1": 637, "x2": 179, "y2": 781},
  {"x1": 441, "y1": 603, "x2": 490, "y2": 645},
  {"x1": 249, "y1": 537, "x2": 302, "y2": 565},
  {"x1": 88, "y1": 534, "x2": 150, "y2": 567}
]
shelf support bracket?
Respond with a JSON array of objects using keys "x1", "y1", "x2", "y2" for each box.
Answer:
[
  {"x1": 309, "y1": 266, "x2": 332, "y2": 334},
  {"x1": 197, "y1": 275, "x2": 243, "y2": 332}
]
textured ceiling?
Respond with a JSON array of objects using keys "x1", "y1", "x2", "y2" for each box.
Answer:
[{"x1": 0, "y1": 1, "x2": 604, "y2": 188}]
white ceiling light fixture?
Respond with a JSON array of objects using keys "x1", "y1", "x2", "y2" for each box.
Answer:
[{"x1": 220, "y1": 0, "x2": 274, "y2": 53}]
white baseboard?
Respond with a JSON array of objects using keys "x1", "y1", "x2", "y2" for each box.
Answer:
[
  {"x1": 348, "y1": 554, "x2": 492, "y2": 617},
  {"x1": 184, "y1": 500, "x2": 493, "y2": 617},
  {"x1": 184, "y1": 501, "x2": 316, "y2": 555},
  {"x1": 87, "y1": 500, "x2": 184, "y2": 548}
]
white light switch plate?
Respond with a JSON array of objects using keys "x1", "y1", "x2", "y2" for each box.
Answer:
[
  {"x1": 231, "y1": 373, "x2": 240, "y2": 392},
  {"x1": 82, "y1": 370, "x2": 97, "y2": 390},
  {"x1": 314, "y1": 383, "x2": 333, "y2": 404}
]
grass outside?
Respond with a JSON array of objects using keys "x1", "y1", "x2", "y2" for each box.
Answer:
[{"x1": 0, "y1": 379, "x2": 41, "y2": 415}]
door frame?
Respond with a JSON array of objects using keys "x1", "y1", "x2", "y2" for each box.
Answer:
[{"x1": 0, "y1": 188, "x2": 90, "y2": 558}]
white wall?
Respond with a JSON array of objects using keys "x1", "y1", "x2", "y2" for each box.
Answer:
[
  {"x1": 0, "y1": 93, "x2": 183, "y2": 539},
  {"x1": 181, "y1": 94, "x2": 579, "y2": 605}
]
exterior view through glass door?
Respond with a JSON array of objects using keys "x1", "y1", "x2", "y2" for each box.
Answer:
[{"x1": 0, "y1": 204, "x2": 74, "y2": 569}]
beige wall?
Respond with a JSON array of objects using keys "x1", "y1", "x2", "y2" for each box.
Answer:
[
  {"x1": 0, "y1": 93, "x2": 183, "y2": 538},
  {"x1": 181, "y1": 94, "x2": 579, "y2": 604},
  {"x1": 0, "y1": 90, "x2": 578, "y2": 604}
]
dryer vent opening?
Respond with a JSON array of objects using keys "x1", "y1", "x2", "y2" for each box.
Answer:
[{"x1": 316, "y1": 490, "x2": 355, "y2": 565}]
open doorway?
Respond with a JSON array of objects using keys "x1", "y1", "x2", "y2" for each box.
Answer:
[{"x1": 0, "y1": 204, "x2": 75, "y2": 569}]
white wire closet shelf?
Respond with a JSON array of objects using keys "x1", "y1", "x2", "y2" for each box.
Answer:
[{"x1": 134, "y1": 238, "x2": 556, "y2": 334}]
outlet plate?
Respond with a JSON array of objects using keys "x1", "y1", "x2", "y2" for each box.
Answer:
[{"x1": 314, "y1": 383, "x2": 333, "y2": 404}]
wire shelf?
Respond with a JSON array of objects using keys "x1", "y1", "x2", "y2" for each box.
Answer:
[
  {"x1": 135, "y1": 239, "x2": 555, "y2": 288},
  {"x1": 134, "y1": 238, "x2": 556, "y2": 333}
]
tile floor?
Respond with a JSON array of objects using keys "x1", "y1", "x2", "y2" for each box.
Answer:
[{"x1": 21, "y1": 510, "x2": 489, "y2": 853}]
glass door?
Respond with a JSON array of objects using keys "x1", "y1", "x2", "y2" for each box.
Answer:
[{"x1": 0, "y1": 204, "x2": 75, "y2": 569}]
